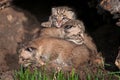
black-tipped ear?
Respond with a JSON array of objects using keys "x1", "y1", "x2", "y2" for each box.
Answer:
[{"x1": 25, "y1": 47, "x2": 36, "y2": 52}]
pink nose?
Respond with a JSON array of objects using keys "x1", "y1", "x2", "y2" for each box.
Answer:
[{"x1": 57, "y1": 21, "x2": 62, "y2": 27}]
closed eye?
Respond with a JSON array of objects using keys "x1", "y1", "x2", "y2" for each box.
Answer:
[
  {"x1": 53, "y1": 17, "x2": 57, "y2": 20},
  {"x1": 40, "y1": 56, "x2": 44, "y2": 59},
  {"x1": 62, "y1": 15, "x2": 69, "y2": 20},
  {"x1": 62, "y1": 17, "x2": 67, "y2": 20},
  {"x1": 25, "y1": 47, "x2": 36, "y2": 52},
  {"x1": 52, "y1": 15, "x2": 57, "y2": 20},
  {"x1": 64, "y1": 25, "x2": 73, "y2": 29}
]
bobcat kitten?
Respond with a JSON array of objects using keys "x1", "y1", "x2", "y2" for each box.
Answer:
[
  {"x1": 62, "y1": 20, "x2": 98, "y2": 53},
  {"x1": 40, "y1": 19, "x2": 97, "y2": 54},
  {"x1": 19, "y1": 37, "x2": 90, "y2": 69},
  {"x1": 63, "y1": 20, "x2": 85, "y2": 45},
  {"x1": 41, "y1": 6, "x2": 76, "y2": 28},
  {"x1": 18, "y1": 37, "x2": 103, "y2": 70}
]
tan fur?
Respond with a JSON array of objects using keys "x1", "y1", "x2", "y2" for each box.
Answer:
[
  {"x1": 40, "y1": 20, "x2": 84, "y2": 39},
  {"x1": 41, "y1": 6, "x2": 76, "y2": 28},
  {"x1": 19, "y1": 37, "x2": 90, "y2": 69},
  {"x1": 39, "y1": 27, "x2": 65, "y2": 38},
  {"x1": 24, "y1": 20, "x2": 104, "y2": 70},
  {"x1": 61, "y1": 20, "x2": 98, "y2": 54},
  {"x1": 62, "y1": 20, "x2": 85, "y2": 45},
  {"x1": 40, "y1": 20, "x2": 97, "y2": 53},
  {"x1": 83, "y1": 33, "x2": 98, "y2": 53}
]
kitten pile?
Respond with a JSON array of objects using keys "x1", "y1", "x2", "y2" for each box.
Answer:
[
  {"x1": 41, "y1": 6, "x2": 97, "y2": 53},
  {"x1": 18, "y1": 6, "x2": 104, "y2": 71},
  {"x1": 41, "y1": 6, "x2": 85, "y2": 44}
]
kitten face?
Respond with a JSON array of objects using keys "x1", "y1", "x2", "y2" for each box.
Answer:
[
  {"x1": 18, "y1": 47, "x2": 37, "y2": 67},
  {"x1": 62, "y1": 20, "x2": 85, "y2": 44},
  {"x1": 19, "y1": 45, "x2": 46, "y2": 67},
  {"x1": 50, "y1": 6, "x2": 76, "y2": 28}
]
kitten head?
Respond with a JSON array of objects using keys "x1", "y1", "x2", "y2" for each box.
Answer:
[
  {"x1": 63, "y1": 20, "x2": 85, "y2": 37},
  {"x1": 18, "y1": 46, "x2": 37, "y2": 67},
  {"x1": 62, "y1": 20, "x2": 85, "y2": 44},
  {"x1": 18, "y1": 43, "x2": 46, "y2": 67},
  {"x1": 50, "y1": 6, "x2": 76, "y2": 28}
]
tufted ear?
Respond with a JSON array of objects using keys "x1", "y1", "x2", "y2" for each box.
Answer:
[
  {"x1": 52, "y1": 7, "x2": 56, "y2": 15},
  {"x1": 67, "y1": 11, "x2": 76, "y2": 19},
  {"x1": 70, "y1": 11, "x2": 76, "y2": 18},
  {"x1": 78, "y1": 21, "x2": 85, "y2": 32}
]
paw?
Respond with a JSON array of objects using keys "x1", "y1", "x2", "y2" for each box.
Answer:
[{"x1": 41, "y1": 22, "x2": 51, "y2": 27}]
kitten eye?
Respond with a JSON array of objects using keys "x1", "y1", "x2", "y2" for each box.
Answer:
[
  {"x1": 62, "y1": 16, "x2": 68, "y2": 20},
  {"x1": 53, "y1": 17, "x2": 57, "y2": 20},
  {"x1": 25, "y1": 47, "x2": 36, "y2": 52},
  {"x1": 64, "y1": 25, "x2": 73, "y2": 29},
  {"x1": 62, "y1": 17, "x2": 66, "y2": 20},
  {"x1": 40, "y1": 56, "x2": 44, "y2": 59},
  {"x1": 52, "y1": 15, "x2": 57, "y2": 20}
]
